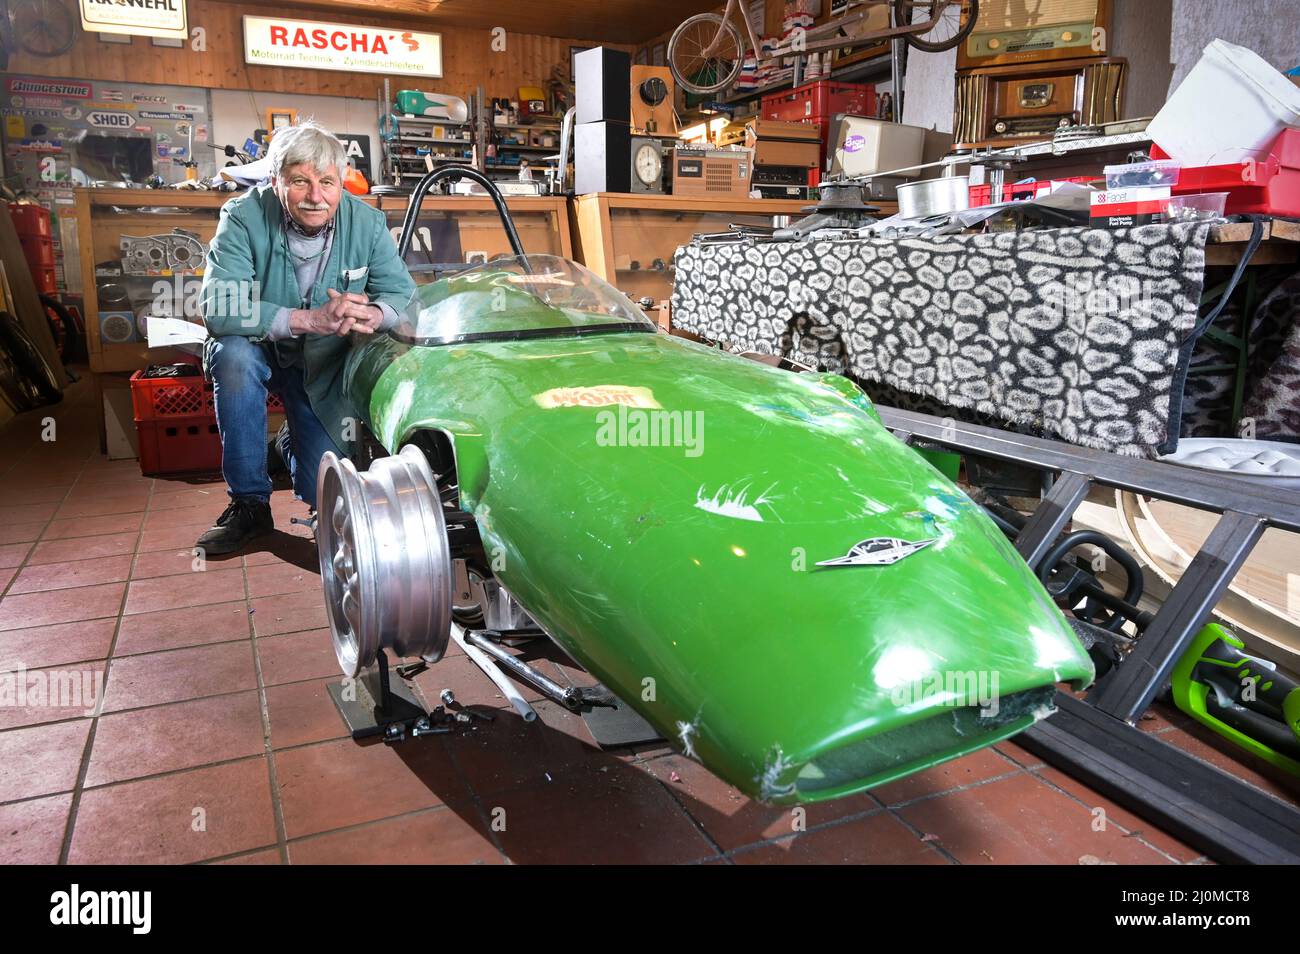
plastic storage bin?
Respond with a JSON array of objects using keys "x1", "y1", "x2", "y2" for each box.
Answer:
[
  {"x1": 130, "y1": 368, "x2": 285, "y2": 476},
  {"x1": 967, "y1": 176, "x2": 1098, "y2": 208},
  {"x1": 1150, "y1": 128, "x2": 1300, "y2": 217},
  {"x1": 1166, "y1": 192, "x2": 1230, "y2": 222},
  {"x1": 1148, "y1": 39, "x2": 1300, "y2": 166},
  {"x1": 8, "y1": 202, "x2": 57, "y2": 294},
  {"x1": 130, "y1": 369, "x2": 285, "y2": 422},
  {"x1": 136, "y1": 417, "x2": 222, "y2": 477},
  {"x1": 762, "y1": 81, "x2": 877, "y2": 123},
  {"x1": 1104, "y1": 159, "x2": 1181, "y2": 190}
]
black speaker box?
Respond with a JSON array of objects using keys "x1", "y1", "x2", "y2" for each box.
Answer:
[
  {"x1": 575, "y1": 121, "x2": 631, "y2": 194},
  {"x1": 575, "y1": 46, "x2": 631, "y2": 125}
]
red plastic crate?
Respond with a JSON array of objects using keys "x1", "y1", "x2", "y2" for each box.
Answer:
[
  {"x1": 762, "y1": 80, "x2": 877, "y2": 123},
  {"x1": 18, "y1": 233, "x2": 54, "y2": 267},
  {"x1": 7, "y1": 202, "x2": 51, "y2": 238},
  {"x1": 136, "y1": 416, "x2": 223, "y2": 477},
  {"x1": 968, "y1": 175, "x2": 1100, "y2": 208},
  {"x1": 1150, "y1": 128, "x2": 1300, "y2": 217},
  {"x1": 130, "y1": 370, "x2": 285, "y2": 423},
  {"x1": 32, "y1": 266, "x2": 57, "y2": 296}
]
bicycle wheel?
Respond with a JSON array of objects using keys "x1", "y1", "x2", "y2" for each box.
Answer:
[
  {"x1": 668, "y1": 13, "x2": 746, "y2": 95},
  {"x1": 41, "y1": 293, "x2": 84, "y2": 364},
  {"x1": 0, "y1": 342, "x2": 40, "y2": 413},
  {"x1": 0, "y1": 311, "x2": 62, "y2": 406},
  {"x1": 897, "y1": 0, "x2": 979, "y2": 54}
]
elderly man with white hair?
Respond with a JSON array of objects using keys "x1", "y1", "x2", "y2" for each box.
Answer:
[{"x1": 197, "y1": 120, "x2": 415, "y2": 555}]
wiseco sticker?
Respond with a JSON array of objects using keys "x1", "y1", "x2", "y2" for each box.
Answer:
[
  {"x1": 87, "y1": 111, "x2": 136, "y2": 129},
  {"x1": 534, "y1": 386, "x2": 661, "y2": 410}
]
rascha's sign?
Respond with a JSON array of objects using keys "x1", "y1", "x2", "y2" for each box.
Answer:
[
  {"x1": 243, "y1": 16, "x2": 442, "y2": 78},
  {"x1": 87, "y1": 111, "x2": 137, "y2": 129},
  {"x1": 80, "y1": 0, "x2": 187, "y2": 41}
]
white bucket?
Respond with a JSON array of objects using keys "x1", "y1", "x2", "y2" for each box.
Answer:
[{"x1": 1149, "y1": 39, "x2": 1300, "y2": 166}]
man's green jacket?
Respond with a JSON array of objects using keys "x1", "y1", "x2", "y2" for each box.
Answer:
[{"x1": 200, "y1": 184, "x2": 416, "y2": 452}]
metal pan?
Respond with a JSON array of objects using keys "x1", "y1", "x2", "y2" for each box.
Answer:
[{"x1": 895, "y1": 175, "x2": 970, "y2": 219}]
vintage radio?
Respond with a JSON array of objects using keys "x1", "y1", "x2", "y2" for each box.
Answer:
[
  {"x1": 954, "y1": 57, "x2": 1126, "y2": 148},
  {"x1": 753, "y1": 184, "x2": 812, "y2": 200},
  {"x1": 671, "y1": 147, "x2": 752, "y2": 199},
  {"x1": 752, "y1": 163, "x2": 816, "y2": 200},
  {"x1": 958, "y1": 0, "x2": 1113, "y2": 69}
]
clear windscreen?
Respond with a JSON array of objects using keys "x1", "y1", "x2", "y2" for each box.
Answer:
[{"x1": 393, "y1": 254, "x2": 655, "y2": 345}]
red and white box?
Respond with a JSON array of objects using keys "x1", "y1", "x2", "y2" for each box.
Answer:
[{"x1": 1089, "y1": 185, "x2": 1171, "y2": 227}]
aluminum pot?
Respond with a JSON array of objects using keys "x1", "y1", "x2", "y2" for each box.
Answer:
[{"x1": 895, "y1": 175, "x2": 970, "y2": 219}]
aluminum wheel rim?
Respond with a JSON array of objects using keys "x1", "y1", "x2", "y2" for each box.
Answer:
[{"x1": 316, "y1": 445, "x2": 453, "y2": 677}]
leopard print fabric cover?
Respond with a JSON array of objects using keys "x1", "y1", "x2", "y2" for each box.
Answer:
[
  {"x1": 672, "y1": 222, "x2": 1213, "y2": 458},
  {"x1": 1242, "y1": 269, "x2": 1300, "y2": 444}
]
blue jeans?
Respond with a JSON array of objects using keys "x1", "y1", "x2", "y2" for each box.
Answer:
[{"x1": 208, "y1": 335, "x2": 342, "y2": 508}]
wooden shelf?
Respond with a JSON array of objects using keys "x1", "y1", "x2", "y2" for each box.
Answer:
[
  {"x1": 571, "y1": 193, "x2": 813, "y2": 308},
  {"x1": 398, "y1": 135, "x2": 474, "y2": 145},
  {"x1": 491, "y1": 121, "x2": 561, "y2": 131},
  {"x1": 393, "y1": 114, "x2": 470, "y2": 126}
]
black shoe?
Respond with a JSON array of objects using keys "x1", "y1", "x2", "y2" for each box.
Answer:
[{"x1": 196, "y1": 498, "x2": 274, "y2": 556}]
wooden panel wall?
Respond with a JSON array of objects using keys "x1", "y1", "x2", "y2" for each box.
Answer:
[{"x1": 5, "y1": 0, "x2": 631, "y2": 102}]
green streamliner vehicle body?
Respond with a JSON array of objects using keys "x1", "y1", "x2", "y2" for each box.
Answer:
[{"x1": 334, "y1": 254, "x2": 1094, "y2": 804}]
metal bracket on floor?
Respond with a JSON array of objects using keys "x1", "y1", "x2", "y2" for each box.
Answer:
[
  {"x1": 328, "y1": 648, "x2": 443, "y2": 742},
  {"x1": 879, "y1": 404, "x2": 1300, "y2": 865}
]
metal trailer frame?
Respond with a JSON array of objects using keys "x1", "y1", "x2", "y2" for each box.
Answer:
[{"x1": 879, "y1": 404, "x2": 1300, "y2": 865}]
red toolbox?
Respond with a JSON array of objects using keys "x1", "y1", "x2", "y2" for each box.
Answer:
[{"x1": 1150, "y1": 128, "x2": 1300, "y2": 217}]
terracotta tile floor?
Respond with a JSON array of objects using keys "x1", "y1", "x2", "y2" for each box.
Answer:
[{"x1": 2, "y1": 373, "x2": 1298, "y2": 865}]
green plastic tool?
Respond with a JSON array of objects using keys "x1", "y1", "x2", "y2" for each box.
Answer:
[{"x1": 1171, "y1": 623, "x2": 1300, "y2": 778}]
